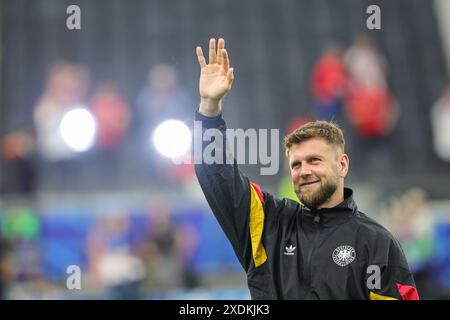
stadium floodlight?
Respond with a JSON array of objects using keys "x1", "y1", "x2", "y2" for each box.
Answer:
[
  {"x1": 153, "y1": 119, "x2": 191, "y2": 159},
  {"x1": 59, "y1": 107, "x2": 97, "y2": 152}
]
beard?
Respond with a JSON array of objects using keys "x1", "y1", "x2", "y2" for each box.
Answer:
[{"x1": 295, "y1": 177, "x2": 338, "y2": 208}]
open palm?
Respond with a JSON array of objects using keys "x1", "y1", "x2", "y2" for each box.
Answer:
[{"x1": 197, "y1": 38, "x2": 234, "y2": 101}]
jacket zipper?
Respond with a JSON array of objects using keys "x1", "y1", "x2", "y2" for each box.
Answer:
[{"x1": 305, "y1": 213, "x2": 320, "y2": 295}]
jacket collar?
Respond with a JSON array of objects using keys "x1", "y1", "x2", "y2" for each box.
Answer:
[{"x1": 302, "y1": 187, "x2": 358, "y2": 226}]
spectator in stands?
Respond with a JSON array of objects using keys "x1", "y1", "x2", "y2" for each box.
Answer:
[
  {"x1": 430, "y1": 85, "x2": 450, "y2": 162},
  {"x1": 344, "y1": 34, "x2": 387, "y2": 90},
  {"x1": 0, "y1": 199, "x2": 41, "y2": 286},
  {"x1": 87, "y1": 214, "x2": 146, "y2": 299},
  {"x1": 136, "y1": 64, "x2": 193, "y2": 139},
  {"x1": 1, "y1": 130, "x2": 37, "y2": 195},
  {"x1": 343, "y1": 35, "x2": 400, "y2": 175},
  {"x1": 135, "y1": 64, "x2": 194, "y2": 184},
  {"x1": 0, "y1": 237, "x2": 15, "y2": 300},
  {"x1": 137, "y1": 197, "x2": 185, "y2": 295},
  {"x1": 89, "y1": 81, "x2": 132, "y2": 180},
  {"x1": 311, "y1": 44, "x2": 348, "y2": 121},
  {"x1": 33, "y1": 61, "x2": 89, "y2": 161},
  {"x1": 177, "y1": 223, "x2": 200, "y2": 289},
  {"x1": 344, "y1": 35, "x2": 399, "y2": 139},
  {"x1": 90, "y1": 81, "x2": 132, "y2": 151}
]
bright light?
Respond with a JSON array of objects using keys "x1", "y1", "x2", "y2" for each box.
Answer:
[
  {"x1": 59, "y1": 107, "x2": 96, "y2": 152},
  {"x1": 153, "y1": 120, "x2": 191, "y2": 158}
]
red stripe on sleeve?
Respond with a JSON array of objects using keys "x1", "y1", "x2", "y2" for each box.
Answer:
[
  {"x1": 250, "y1": 182, "x2": 264, "y2": 204},
  {"x1": 396, "y1": 283, "x2": 419, "y2": 300}
]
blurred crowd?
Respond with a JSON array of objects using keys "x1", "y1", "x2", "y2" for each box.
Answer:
[
  {"x1": 310, "y1": 35, "x2": 398, "y2": 134},
  {"x1": 0, "y1": 195, "x2": 202, "y2": 299},
  {"x1": 0, "y1": 59, "x2": 195, "y2": 196},
  {"x1": 308, "y1": 34, "x2": 450, "y2": 174}
]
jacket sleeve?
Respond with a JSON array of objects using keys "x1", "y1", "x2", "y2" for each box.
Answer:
[
  {"x1": 368, "y1": 236, "x2": 419, "y2": 300},
  {"x1": 194, "y1": 111, "x2": 268, "y2": 273}
]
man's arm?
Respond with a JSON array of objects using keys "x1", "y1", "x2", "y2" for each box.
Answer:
[{"x1": 194, "y1": 39, "x2": 268, "y2": 273}]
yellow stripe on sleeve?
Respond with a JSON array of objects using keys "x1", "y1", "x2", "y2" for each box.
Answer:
[
  {"x1": 249, "y1": 184, "x2": 267, "y2": 267},
  {"x1": 370, "y1": 291, "x2": 398, "y2": 300}
]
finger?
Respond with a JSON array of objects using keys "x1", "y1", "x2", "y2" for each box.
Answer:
[
  {"x1": 196, "y1": 47, "x2": 206, "y2": 68},
  {"x1": 227, "y1": 68, "x2": 234, "y2": 88},
  {"x1": 217, "y1": 48, "x2": 222, "y2": 66},
  {"x1": 217, "y1": 38, "x2": 225, "y2": 65},
  {"x1": 209, "y1": 38, "x2": 216, "y2": 64},
  {"x1": 222, "y1": 48, "x2": 229, "y2": 71}
]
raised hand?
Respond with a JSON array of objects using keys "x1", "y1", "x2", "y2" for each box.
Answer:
[{"x1": 196, "y1": 38, "x2": 234, "y2": 116}]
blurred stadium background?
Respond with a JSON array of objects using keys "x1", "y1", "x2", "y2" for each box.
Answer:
[{"x1": 1, "y1": 0, "x2": 450, "y2": 299}]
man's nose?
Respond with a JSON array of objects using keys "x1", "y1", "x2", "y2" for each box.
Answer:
[{"x1": 299, "y1": 164, "x2": 312, "y2": 176}]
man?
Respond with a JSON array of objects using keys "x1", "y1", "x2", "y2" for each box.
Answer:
[{"x1": 194, "y1": 38, "x2": 418, "y2": 300}]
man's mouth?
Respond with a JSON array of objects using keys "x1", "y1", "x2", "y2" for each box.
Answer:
[{"x1": 300, "y1": 180, "x2": 320, "y2": 187}]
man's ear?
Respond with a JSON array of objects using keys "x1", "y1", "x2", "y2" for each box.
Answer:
[{"x1": 340, "y1": 153, "x2": 349, "y2": 177}]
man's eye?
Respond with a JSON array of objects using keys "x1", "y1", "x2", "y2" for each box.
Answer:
[{"x1": 311, "y1": 158, "x2": 320, "y2": 163}]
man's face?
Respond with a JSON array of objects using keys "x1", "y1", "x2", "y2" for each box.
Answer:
[{"x1": 288, "y1": 138, "x2": 348, "y2": 208}]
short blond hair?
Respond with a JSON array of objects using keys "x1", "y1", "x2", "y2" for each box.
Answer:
[{"x1": 284, "y1": 120, "x2": 345, "y2": 157}]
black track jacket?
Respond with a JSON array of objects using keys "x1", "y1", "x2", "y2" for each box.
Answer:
[{"x1": 194, "y1": 111, "x2": 418, "y2": 300}]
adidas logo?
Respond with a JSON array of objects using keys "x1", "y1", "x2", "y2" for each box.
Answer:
[{"x1": 284, "y1": 245, "x2": 296, "y2": 256}]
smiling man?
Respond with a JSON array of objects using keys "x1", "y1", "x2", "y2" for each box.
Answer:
[
  {"x1": 285, "y1": 121, "x2": 348, "y2": 210},
  {"x1": 194, "y1": 38, "x2": 418, "y2": 300}
]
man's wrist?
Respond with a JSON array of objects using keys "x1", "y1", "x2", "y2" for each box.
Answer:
[{"x1": 199, "y1": 98, "x2": 222, "y2": 117}]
